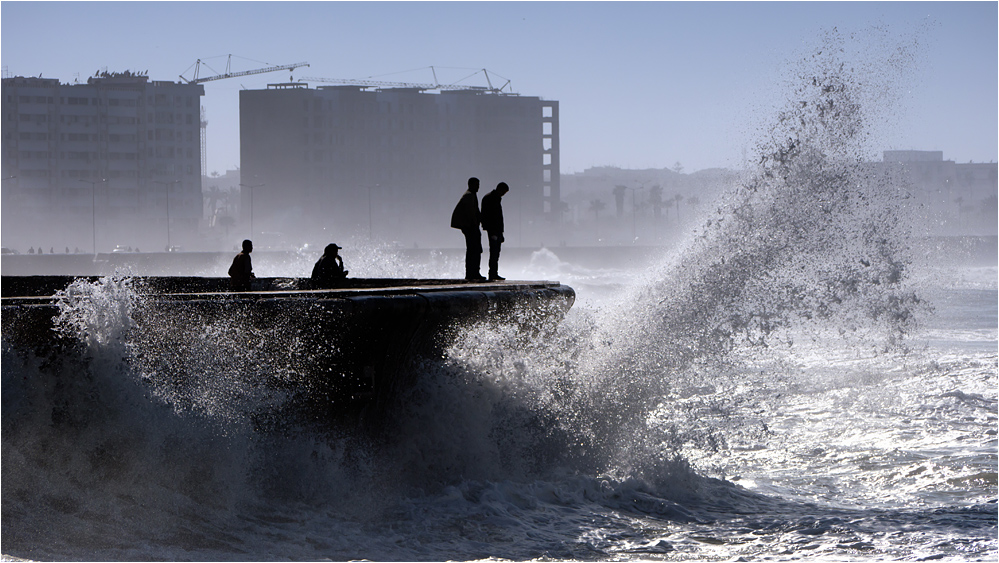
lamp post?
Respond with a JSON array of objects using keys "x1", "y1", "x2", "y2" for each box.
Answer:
[
  {"x1": 153, "y1": 179, "x2": 180, "y2": 251},
  {"x1": 366, "y1": 184, "x2": 381, "y2": 240},
  {"x1": 520, "y1": 184, "x2": 526, "y2": 247},
  {"x1": 624, "y1": 185, "x2": 644, "y2": 242},
  {"x1": 79, "y1": 178, "x2": 106, "y2": 254},
  {"x1": 1, "y1": 176, "x2": 15, "y2": 247},
  {"x1": 239, "y1": 183, "x2": 263, "y2": 241}
]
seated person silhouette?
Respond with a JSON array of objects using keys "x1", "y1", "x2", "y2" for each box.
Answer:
[
  {"x1": 228, "y1": 239, "x2": 255, "y2": 291},
  {"x1": 311, "y1": 243, "x2": 349, "y2": 289}
]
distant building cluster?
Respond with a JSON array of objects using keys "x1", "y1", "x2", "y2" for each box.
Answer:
[
  {"x1": 558, "y1": 151, "x2": 997, "y2": 243},
  {"x1": 2, "y1": 74, "x2": 559, "y2": 250},
  {"x1": 1, "y1": 71, "x2": 993, "y2": 252},
  {"x1": 880, "y1": 150, "x2": 996, "y2": 206}
]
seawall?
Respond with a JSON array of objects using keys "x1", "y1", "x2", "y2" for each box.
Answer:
[{"x1": 2, "y1": 276, "x2": 575, "y2": 426}]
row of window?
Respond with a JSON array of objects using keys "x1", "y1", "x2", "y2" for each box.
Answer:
[
  {"x1": 290, "y1": 165, "x2": 474, "y2": 185},
  {"x1": 11, "y1": 94, "x2": 197, "y2": 108},
  {"x1": 14, "y1": 166, "x2": 199, "y2": 179},
  {"x1": 12, "y1": 112, "x2": 197, "y2": 126},
  {"x1": 299, "y1": 116, "x2": 481, "y2": 133},
  {"x1": 15, "y1": 132, "x2": 186, "y2": 144},
  {"x1": 296, "y1": 114, "x2": 542, "y2": 133},
  {"x1": 14, "y1": 146, "x2": 196, "y2": 159},
  {"x1": 299, "y1": 144, "x2": 484, "y2": 165},
  {"x1": 298, "y1": 97, "x2": 544, "y2": 118}
]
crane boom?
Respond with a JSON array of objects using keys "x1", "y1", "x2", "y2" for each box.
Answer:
[
  {"x1": 299, "y1": 74, "x2": 511, "y2": 94},
  {"x1": 180, "y1": 56, "x2": 309, "y2": 84}
]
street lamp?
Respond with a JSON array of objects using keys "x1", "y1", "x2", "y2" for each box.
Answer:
[
  {"x1": 153, "y1": 179, "x2": 180, "y2": 251},
  {"x1": 1, "y1": 176, "x2": 15, "y2": 245},
  {"x1": 366, "y1": 184, "x2": 381, "y2": 240},
  {"x1": 624, "y1": 185, "x2": 644, "y2": 242},
  {"x1": 239, "y1": 183, "x2": 263, "y2": 241},
  {"x1": 79, "y1": 178, "x2": 106, "y2": 254},
  {"x1": 519, "y1": 185, "x2": 526, "y2": 247}
]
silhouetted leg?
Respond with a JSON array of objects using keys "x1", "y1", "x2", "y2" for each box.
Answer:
[
  {"x1": 488, "y1": 234, "x2": 502, "y2": 279},
  {"x1": 463, "y1": 229, "x2": 482, "y2": 279}
]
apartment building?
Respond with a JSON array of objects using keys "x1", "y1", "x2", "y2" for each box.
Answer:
[
  {"x1": 239, "y1": 84, "x2": 559, "y2": 246},
  {"x1": 1, "y1": 73, "x2": 204, "y2": 250},
  {"x1": 878, "y1": 150, "x2": 997, "y2": 235}
]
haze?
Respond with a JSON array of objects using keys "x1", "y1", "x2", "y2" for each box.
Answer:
[{"x1": 2, "y1": 1, "x2": 995, "y2": 176}]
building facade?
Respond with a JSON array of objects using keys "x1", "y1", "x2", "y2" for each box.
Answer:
[
  {"x1": 2, "y1": 73, "x2": 204, "y2": 251},
  {"x1": 878, "y1": 150, "x2": 997, "y2": 236},
  {"x1": 239, "y1": 84, "x2": 559, "y2": 246}
]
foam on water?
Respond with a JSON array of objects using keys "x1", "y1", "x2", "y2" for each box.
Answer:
[{"x1": 2, "y1": 26, "x2": 995, "y2": 561}]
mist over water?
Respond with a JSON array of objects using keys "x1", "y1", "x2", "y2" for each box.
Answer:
[{"x1": 3, "y1": 28, "x2": 996, "y2": 561}]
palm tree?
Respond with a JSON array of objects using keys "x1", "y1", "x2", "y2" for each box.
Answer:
[
  {"x1": 648, "y1": 185, "x2": 664, "y2": 219},
  {"x1": 673, "y1": 194, "x2": 684, "y2": 221},
  {"x1": 558, "y1": 200, "x2": 570, "y2": 225},
  {"x1": 954, "y1": 196, "x2": 965, "y2": 221},
  {"x1": 589, "y1": 199, "x2": 607, "y2": 240},
  {"x1": 613, "y1": 185, "x2": 627, "y2": 218},
  {"x1": 205, "y1": 185, "x2": 221, "y2": 214},
  {"x1": 217, "y1": 214, "x2": 235, "y2": 237}
]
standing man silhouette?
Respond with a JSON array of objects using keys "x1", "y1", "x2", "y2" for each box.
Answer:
[
  {"x1": 451, "y1": 177, "x2": 485, "y2": 281},
  {"x1": 480, "y1": 182, "x2": 510, "y2": 281}
]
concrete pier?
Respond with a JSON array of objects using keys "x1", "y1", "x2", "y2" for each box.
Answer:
[{"x1": 1, "y1": 276, "x2": 575, "y2": 426}]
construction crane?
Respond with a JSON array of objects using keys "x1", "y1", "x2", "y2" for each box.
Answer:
[
  {"x1": 179, "y1": 55, "x2": 309, "y2": 84},
  {"x1": 299, "y1": 67, "x2": 513, "y2": 94},
  {"x1": 179, "y1": 55, "x2": 308, "y2": 179}
]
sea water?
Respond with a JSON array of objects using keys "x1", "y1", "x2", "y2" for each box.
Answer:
[{"x1": 2, "y1": 29, "x2": 997, "y2": 561}]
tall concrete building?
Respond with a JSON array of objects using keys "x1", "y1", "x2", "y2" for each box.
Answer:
[
  {"x1": 239, "y1": 84, "x2": 559, "y2": 246},
  {"x1": 2, "y1": 73, "x2": 204, "y2": 251}
]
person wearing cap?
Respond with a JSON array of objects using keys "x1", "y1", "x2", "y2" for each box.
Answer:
[
  {"x1": 311, "y1": 243, "x2": 349, "y2": 289},
  {"x1": 480, "y1": 182, "x2": 510, "y2": 281}
]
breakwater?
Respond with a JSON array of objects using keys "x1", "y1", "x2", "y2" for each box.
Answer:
[{"x1": 2, "y1": 276, "x2": 575, "y2": 426}]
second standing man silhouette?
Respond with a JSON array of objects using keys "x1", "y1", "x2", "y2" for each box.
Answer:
[{"x1": 480, "y1": 182, "x2": 509, "y2": 281}]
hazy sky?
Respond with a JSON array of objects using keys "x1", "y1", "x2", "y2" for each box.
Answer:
[{"x1": 2, "y1": 1, "x2": 996, "y2": 174}]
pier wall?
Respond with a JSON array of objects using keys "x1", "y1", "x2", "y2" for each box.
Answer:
[{"x1": 2, "y1": 276, "x2": 574, "y2": 425}]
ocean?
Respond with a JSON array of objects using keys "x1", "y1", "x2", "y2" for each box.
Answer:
[
  {"x1": 2, "y1": 242, "x2": 995, "y2": 562},
  {"x1": 3, "y1": 30, "x2": 997, "y2": 562}
]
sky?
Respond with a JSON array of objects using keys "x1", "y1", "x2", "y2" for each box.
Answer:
[{"x1": 2, "y1": 1, "x2": 996, "y2": 175}]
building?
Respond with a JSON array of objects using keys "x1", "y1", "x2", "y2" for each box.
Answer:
[
  {"x1": 239, "y1": 83, "x2": 559, "y2": 246},
  {"x1": 878, "y1": 150, "x2": 997, "y2": 236},
  {"x1": 1, "y1": 73, "x2": 204, "y2": 251}
]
